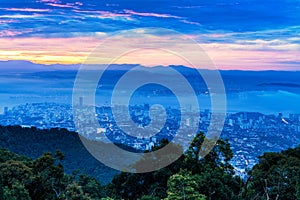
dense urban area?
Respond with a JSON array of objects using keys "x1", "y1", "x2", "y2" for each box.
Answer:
[{"x1": 1, "y1": 102, "x2": 300, "y2": 177}]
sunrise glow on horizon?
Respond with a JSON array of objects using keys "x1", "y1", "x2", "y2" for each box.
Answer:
[{"x1": 1, "y1": 0, "x2": 300, "y2": 70}]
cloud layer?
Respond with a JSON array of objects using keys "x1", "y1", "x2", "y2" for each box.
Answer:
[{"x1": 0, "y1": 0, "x2": 300, "y2": 70}]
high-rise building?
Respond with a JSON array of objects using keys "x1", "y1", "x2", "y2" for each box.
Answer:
[
  {"x1": 79, "y1": 97, "x2": 84, "y2": 107},
  {"x1": 3, "y1": 107, "x2": 8, "y2": 115}
]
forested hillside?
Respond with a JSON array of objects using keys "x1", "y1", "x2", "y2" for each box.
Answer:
[
  {"x1": 0, "y1": 125, "x2": 117, "y2": 184},
  {"x1": 0, "y1": 126, "x2": 299, "y2": 199}
]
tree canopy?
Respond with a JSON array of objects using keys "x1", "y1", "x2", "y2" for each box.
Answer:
[{"x1": 0, "y1": 126, "x2": 299, "y2": 200}]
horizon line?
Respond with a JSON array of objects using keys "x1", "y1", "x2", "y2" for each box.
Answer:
[{"x1": 1, "y1": 60, "x2": 300, "y2": 72}]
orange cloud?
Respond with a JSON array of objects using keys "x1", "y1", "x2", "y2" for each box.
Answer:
[{"x1": 0, "y1": 35, "x2": 299, "y2": 70}]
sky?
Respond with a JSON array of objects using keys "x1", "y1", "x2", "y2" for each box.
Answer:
[{"x1": 1, "y1": 0, "x2": 300, "y2": 70}]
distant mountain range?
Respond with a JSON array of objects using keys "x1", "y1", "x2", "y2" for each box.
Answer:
[
  {"x1": 1, "y1": 60, "x2": 300, "y2": 73},
  {"x1": 0, "y1": 60, "x2": 80, "y2": 73},
  {"x1": 2, "y1": 60, "x2": 300, "y2": 92},
  {"x1": 1, "y1": 60, "x2": 300, "y2": 113}
]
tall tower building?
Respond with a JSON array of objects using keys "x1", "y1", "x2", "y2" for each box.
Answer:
[
  {"x1": 3, "y1": 107, "x2": 8, "y2": 116},
  {"x1": 79, "y1": 97, "x2": 84, "y2": 107}
]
